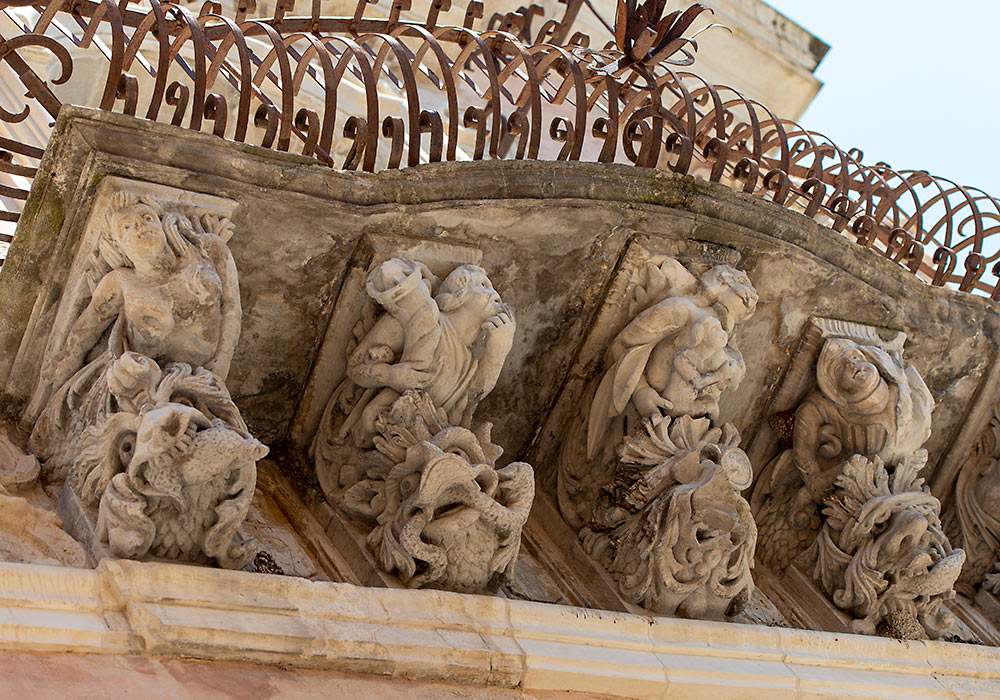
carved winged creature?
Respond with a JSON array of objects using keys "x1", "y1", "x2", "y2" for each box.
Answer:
[{"x1": 586, "y1": 260, "x2": 757, "y2": 461}]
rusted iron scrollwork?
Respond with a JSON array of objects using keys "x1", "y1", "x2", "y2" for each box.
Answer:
[{"x1": 0, "y1": 0, "x2": 996, "y2": 302}]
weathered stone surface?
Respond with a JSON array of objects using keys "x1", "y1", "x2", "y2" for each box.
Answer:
[
  {"x1": 5, "y1": 109, "x2": 1000, "y2": 638},
  {"x1": 3, "y1": 558, "x2": 1000, "y2": 698},
  {"x1": 554, "y1": 254, "x2": 759, "y2": 619},
  {"x1": 21, "y1": 178, "x2": 266, "y2": 568},
  {"x1": 0, "y1": 430, "x2": 89, "y2": 567}
]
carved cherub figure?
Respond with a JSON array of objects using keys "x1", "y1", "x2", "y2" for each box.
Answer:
[
  {"x1": 587, "y1": 262, "x2": 757, "y2": 459},
  {"x1": 557, "y1": 256, "x2": 760, "y2": 620},
  {"x1": 344, "y1": 258, "x2": 515, "y2": 446}
]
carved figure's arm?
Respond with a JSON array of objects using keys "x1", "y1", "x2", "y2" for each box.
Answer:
[
  {"x1": 347, "y1": 311, "x2": 443, "y2": 394},
  {"x1": 688, "y1": 349, "x2": 746, "y2": 390},
  {"x1": 672, "y1": 351, "x2": 701, "y2": 383},
  {"x1": 45, "y1": 271, "x2": 124, "y2": 390},
  {"x1": 632, "y1": 378, "x2": 672, "y2": 419},
  {"x1": 470, "y1": 304, "x2": 515, "y2": 396},
  {"x1": 204, "y1": 235, "x2": 241, "y2": 379},
  {"x1": 792, "y1": 400, "x2": 823, "y2": 479},
  {"x1": 793, "y1": 399, "x2": 841, "y2": 500}
]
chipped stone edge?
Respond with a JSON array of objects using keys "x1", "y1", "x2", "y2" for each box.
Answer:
[{"x1": 0, "y1": 560, "x2": 998, "y2": 699}]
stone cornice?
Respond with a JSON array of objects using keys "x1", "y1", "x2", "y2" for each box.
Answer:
[{"x1": 1, "y1": 559, "x2": 998, "y2": 699}]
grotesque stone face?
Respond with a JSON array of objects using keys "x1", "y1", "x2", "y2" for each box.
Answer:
[
  {"x1": 815, "y1": 453, "x2": 965, "y2": 638},
  {"x1": 89, "y1": 356, "x2": 266, "y2": 568}
]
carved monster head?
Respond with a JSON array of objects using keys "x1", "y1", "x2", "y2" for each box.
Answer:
[
  {"x1": 817, "y1": 453, "x2": 965, "y2": 638},
  {"x1": 352, "y1": 390, "x2": 533, "y2": 593},
  {"x1": 82, "y1": 354, "x2": 266, "y2": 568}
]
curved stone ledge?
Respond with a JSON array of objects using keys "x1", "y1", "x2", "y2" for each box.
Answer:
[{"x1": 0, "y1": 559, "x2": 998, "y2": 699}]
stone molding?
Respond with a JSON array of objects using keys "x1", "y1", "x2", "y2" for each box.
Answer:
[{"x1": 1, "y1": 559, "x2": 999, "y2": 699}]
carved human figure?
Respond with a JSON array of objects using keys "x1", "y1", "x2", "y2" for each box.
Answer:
[
  {"x1": 586, "y1": 261, "x2": 757, "y2": 461},
  {"x1": 31, "y1": 191, "x2": 242, "y2": 478},
  {"x1": 344, "y1": 258, "x2": 514, "y2": 447},
  {"x1": 753, "y1": 333, "x2": 962, "y2": 638},
  {"x1": 28, "y1": 188, "x2": 265, "y2": 568},
  {"x1": 557, "y1": 257, "x2": 759, "y2": 620},
  {"x1": 312, "y1": 257, "x2": 532, "y2": 593},
  {"x1": 946, "y1": 405, "x2": 1000, "y2": 595}
]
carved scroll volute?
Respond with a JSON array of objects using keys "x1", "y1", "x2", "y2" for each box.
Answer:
[
  {"x1": 753, "y1": 321, "x2": 964, "y2": 639},
  {"x1": 558, "y1": 255, "x2": 761, "y2": 620},
  {"x1": 311, "y1": 256, "x2": 534, "y2": 594},
  {"x1": 27, "y1": 180, "x2": 266, "y2": 569}
]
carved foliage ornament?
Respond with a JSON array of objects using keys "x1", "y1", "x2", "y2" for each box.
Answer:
[
  {"x1": 559, "y1": 256, "x2": 758, "y2": 619},
  {"x1": 312, "y1": 257, "x2": 533, "y2": 593},
  {"x1": 29, "y1": 186, "x2": 266, "y2": 568}
]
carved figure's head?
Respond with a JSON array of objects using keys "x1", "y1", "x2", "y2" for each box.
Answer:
[
  {"x1": 699, "y1": 266, "x2": 758, "y2": 331},
  {"x1": 366, "y1": 258, "x2": 437, "y2": 316},
  {"x1": 101, "y1": 191, "x2": 170, "y2": 269},
  {"x1": 436, "y1": 264, "x2": 503, "y2": 318},
  {"x1": 817, "y1": 338, "x2": 888, "y2": 407}
]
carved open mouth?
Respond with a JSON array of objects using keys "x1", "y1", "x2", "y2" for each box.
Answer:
[{"x1": 423, "y1": 502, "x2": 481, "y2": 543}]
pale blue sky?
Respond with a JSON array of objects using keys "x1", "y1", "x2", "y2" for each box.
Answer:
[{"x1": 762, "y1": 1, "x2": 1000, "y2": 198}]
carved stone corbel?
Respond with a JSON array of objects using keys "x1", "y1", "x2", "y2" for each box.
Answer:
[
  {"x1": 752, "y1": 319, "x2": 964, "y2": 638},
  {"x1": 557, "y1": 254, "x2": 759, "y2": 619},
  {"x1": 311, "y1": 256, "x2": 534, "y2": 593},
  {"x1": 27, "y1": 179, "x2": 266, "y2": 568}
]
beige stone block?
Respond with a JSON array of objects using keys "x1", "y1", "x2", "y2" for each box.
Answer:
[{"x1": 508, "y1": 602, "x2": 666, "y2": 699}]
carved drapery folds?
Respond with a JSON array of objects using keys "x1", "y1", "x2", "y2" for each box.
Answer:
[
  {"x1": 28, "y1": 184, "x2": 266, "y2": 569},
  {"x1": 753, "y1": 323, "x2": 963, "y2": 638},
  {"x1": 559, "y1": 256, "x2": 759, "y2": 619},
  {"x1": 312, "y1": 257, "x2": 534, "y2": 593}
]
